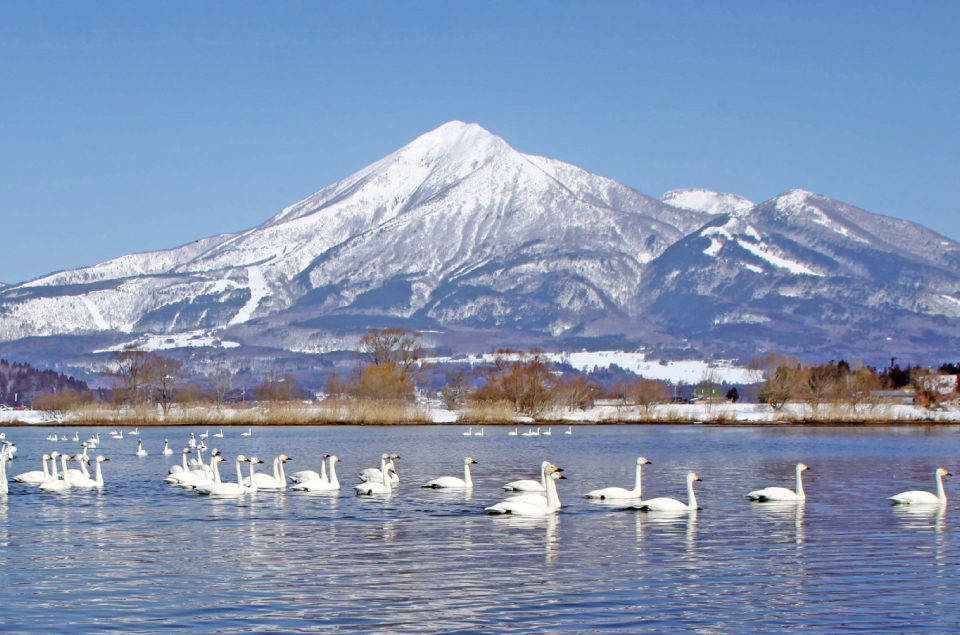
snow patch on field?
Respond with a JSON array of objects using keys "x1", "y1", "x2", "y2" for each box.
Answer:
[{"x1": 95, "y1": 329, "x2": 240, "y2": 353}]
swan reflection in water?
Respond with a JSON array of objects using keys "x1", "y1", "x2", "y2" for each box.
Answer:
[
  {"x1": 750, "y1": 501, "x2": 806, "y2": 545},
  {"x1": 893, "y1": 502, "x2": 946, "y2": 534},
  {"x1": 634, "y1": 509, "x2": 698, "y2": 552},
  {"x1": 492, "y1": 514, "x2": 560, "y2": 564}
]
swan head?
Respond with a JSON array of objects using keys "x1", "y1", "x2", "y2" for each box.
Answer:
[
  {"x1": 63, "y1": 455, "x2": 74, "y2": 461},
  {"x1": 280, "y1": 454, "x2": 292, "y2": 462},
  {"x1": 183, "y1": 448, "x2": 191, "y2": 454},
  {"x1": 380, "y1": 453, "x2": 390, "y2": 460},
  {"x1": 236, "y1": 455, "x2": 250, "y2": 462},
  {"x1": 798, "y1": 463, "x2": 810, "y2": 471},
  {"x1": 464, "y1": 457, "x2": 477, "y2": 464},
  {"x1": 330, "y1": 455, "x2": 341, "y2": 463},
  {"x1": 42, "y1": 454, "x2": 50, "y2": 460},
  {"x1": 213, "y1": 456, "x2": 225, "y2": 463},
  {"x1": 550, "y1": 472, "x2": 566, "y2": 480},
  {"x1": 687, "y1": 472, "x2": 702, "y2": 483},
  {"x1": 937, "y1": 468, "x2": 952, "y2": 477},
  {"x1": 50, "y1": 451, "x2": 60, "y2": 458},
  {"x1": 249, "y1": 457, "x2": 265, "y2": 464},
  {"x1": 636, "y1": 457, "x2": 651, "y2": 465},
  {"x1": 390, "y1": 453, "x2": 400, "y2": 459},
  {"x1": 97, "y1": 456, "x2": 109, "y2": 462},
  {"x1": 211, "y1": 449, "x2": 220, "y2": 456}
]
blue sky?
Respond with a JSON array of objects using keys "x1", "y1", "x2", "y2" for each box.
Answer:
[{"x1": 1, "y1": 1, "x2": 958, "y2": 284}]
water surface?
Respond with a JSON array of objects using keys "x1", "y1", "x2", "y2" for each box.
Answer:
[{"x1": 1, "y1": 424, "x2": 958, "y2": 633}]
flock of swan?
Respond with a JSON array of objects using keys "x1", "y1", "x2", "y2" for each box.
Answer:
[{"x1": 0, "y1": 428, "x2": 952, "y2": 518}]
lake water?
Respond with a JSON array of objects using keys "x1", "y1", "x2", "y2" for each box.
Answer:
[{"x1": 1, "y1": 424, "x2": 958, "y2": 634}]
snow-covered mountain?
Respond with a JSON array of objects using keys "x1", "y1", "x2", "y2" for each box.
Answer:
[{"x1": 1, "y1": 121, "x2": 958, "y2": 368}]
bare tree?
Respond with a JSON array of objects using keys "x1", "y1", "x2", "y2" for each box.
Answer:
[
  {"x1": 147, "y1": 356, "x2": 187, "y2": 417},
  {"x1": 358, "y1": 327, "x2": 429, "y2": 382},
  {"x1": 107, "y1": 346, "x2": 156, "y2": 405},
  {"x1": 209, "y1": 367, "x2": 234, "y2": 410},
  {"x1": 629, "y1": 378, "x2": 673, "y2": 413}
]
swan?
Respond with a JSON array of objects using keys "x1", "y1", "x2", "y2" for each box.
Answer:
[
  {"x1": 164, "y1": 450, "x2": 218, "y2": 484},
  {"x1": 162, "y1": 439, "x2": 174, "y2": 455},
  {"x1": 463, "y1": 427, "x2": 473, "y2": 436},
  {"x1": 585, "y1": 457, "x2": 651, "y2": 500},
  {"x1": 111, "y1": 430, "x2": 123, "y2": 439},
  {"x1": 289, "y1": 453, "x2": 328, "y2": 484},
  {"x1": 180, "y1": 456, "x2": 224, "y2": 490},
  {"x1": 2, "y1": 441, "x2": 15, "y2": 457},
  {"x1": 12, "y1": 454, "x2": 52, "y2": 484},
  {"x1": 47, "y1": 433, "x2": 57, "y2": 442},
  {"x1": 244, "y1": 454, "x2": 292, "y2": 489},
  {"x1": 168, "y1": 448, "x2": 191, "y2": 474},
  {"x1": 747, "y1": 463, "x2": 810, "y2": 502},
  {"x1": 60, "y1": 434, "x2": 68, "y2": 441},
  {"x1": 292, "y1": 455, "x2": 341, "y2": 491},
  {"x1": 503, "y1": 461, "x2": 561, "y2": 492},
  {"x1": 521, "y1": 428, "x2": 534, "y2": 437},
  {"x1": 542, "y1": 428, "x2": 552, "y2": 436},
  {"x1": 187, "y1": 446, "x2": 206, "y2": 468},
  {"x1": 213, "y1": 429, "x2": 224, "y2": 438},
  {"x1": 889, "y1": 468, "x2": 951, "y2": 505},
  {"x1": 564, "y1": 426, "x2": 573, "y2": 435},
  {"x1": 199, "y1": 429, "x2": 208, "y2": 439},
  {"x1": 354, "y1": 455, "x2": 396, "y2": 495},
  {"x1": 241, "y1": 428, "x2": 252, "y2": 437},
  {"x1": 532, "y1": 427, "x2": 541, "y2": 436},
  {"x1": 66, "y1": 455, "x2": 91, "y2": 481},
  {"x1": 0, "y1": 453, "x2": 7, "y2": 494},
  {"x1": 187, "y1": 433, "x2": 197, "y2": 448},
  {"x1": 39, "y1": 455, "x2": 74, "y2": 492},
  {"x1": 73, "y1": 432, "x2": 79, "y2": 441},
  {"x1": 86, "y1": 434, "x2": 100, "y2": 449},
  {"x1": 69, "y1": 456, "x2": 109, "y2": 488},
  {"x1": 487, "y1": 471, "x2": 565, "y2": 516},
  {"x1": 135, "y1": 439, "x2": 148, "y2": 457},
  {"x1": 129, "y1": 428, "x2": 139, "y2": 436},
  {"x1": 423, "y1": 458, "x2": 477, "y2": 489},
  {"x1": 359, "y1": 454, "x2": 400, "y2": 484},
  {"x1": 474, "y1": 428, "x2": 484, "y2": 437},
  {"x1": 501, "y1": 462, "x2": 563, "y2": 508},
  {"x1": 196, "y1": 455, "x2": 253, "y2": 496},
  {"x1": 508, "y1": 428, "x2": 518, "y2": 436},
  {"x1": 635, "y1": 473, "x2": 702, "y2": 512}
]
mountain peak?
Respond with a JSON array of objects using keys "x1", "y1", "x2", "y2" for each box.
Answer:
[{"x1": 662, "y1": 189, "x2": 754, "y2": 216}]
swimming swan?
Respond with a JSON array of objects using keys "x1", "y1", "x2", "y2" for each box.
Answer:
[
  {"x1": 747, "y1": 463, "x2": 809, "y2": 502},
  {"x1": 39, "y1": 455, "x2": 74, "y2": 492},
  {"x1": 181, "y1": 456, "x2": 224, "y2": 490},
  {"x1": 12, "y1": 454, "x2": 52, "y2": 484},
  {"x1": 135, "y1": 439, "x2": 148, "y2": 457},
  {"x1": 354, "y1": 455, "x2": 396, "y2": 495},
  {"x1": 162, "y1": 440, "x2": 174, "y2": 455},
  {"x1": 889, "y1": 468, "x2": 951, "y2": 505},
  {"x1": 508, "y1": 428, "x2": 518, "y2": 436},
  {"x1": 501, "y1": 462, "x2": 563, "y2": 508},
  {"x1": 245, "y1": 454, "x2": 291, "y2": 489},
  {"x1": 292, "y1": 455, "x2": 341, "y2": 491},
  {"x1": 359, "y1": 454, "x2": 400, "y2": 484},
  {"x1": 565, "y1": 426, "x2": 572, "y2": 435},
  {"x1": 487, "y1": 471, "x2": 565, "y2": 516},
  {"x1": 196, "y1": 455, "x2": 254, "y2": 497},
  {"x1": 635, "y1": 473, "x2": 701, "y2": 512},
  {"x1": 423, "y1": 458, "x2": 477, "y2": 489},
  {"x1": 241, "y1": 428, "x2": 252, "y2": 437},
  {"x1": 502, "y1": 461, "x2": 560, "y2": 492},
  {"x1": 585, "y1": 457, "x2": 651, "y2": 500},
  {"x1": 213, "y1": 429, "x2": 224, "y2": 438},
  {"x1": 289, "y1": 453, "x2": 328, "y2": 484},
  {"x1": 463, "y1": 428, "x2": 473, "y2": 436},
  {"x1": 69, "y1": 456, "x2": 109, "y2": 488}
]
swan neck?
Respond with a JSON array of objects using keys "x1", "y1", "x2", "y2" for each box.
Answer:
[
  {"x1": 936, "y1": 471, "x2": 947, "y2": 502},
  {"x1": 686, "y1": 477, "x2": 697, "y2": 509},
  {"x1": 633, "y1": 463, "x2": 643, "y2": 495},
  {"x1": 235, "y1": 459, "x2": 244, "y2": 489},
  {"x1": 796, "y1": 466, "x2": 806, "y2": 498},
  {"x1": 61, "y1": 456, "x2": 71, "y2": 486},
  {"x1": 273, "y1": 458, "x2": 281, "y2": 481},
  {"x1": 95, "y1": 460, "x2": 104, "y2": 487},
  {"x1": 464, "y1": 462, "x2": 473, "y2": 487},
  {"x1": 328, "y1": 457, "x2": 339, "y2": 487},
  {"x1": 42, "y1": 457, "x2": 50, "y2": 480},
  {"x1": 320, "y1": 458, "x2": 328, "y2": 481},
  {"x1": 247, "y1": 462, "x2": 258, "y2": 492},
  {"x1": 182, "y1": 452, "x2": 189, "y2": 472},
  {"x1": 546, "y1": 475, "x2": 560, "y2": 511}
]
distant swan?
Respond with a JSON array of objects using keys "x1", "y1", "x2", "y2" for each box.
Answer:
[
  {"x1": 474, "y1": 428, "x2": 484, "y2": 437},
  {"x1": 889, "y1": 468, "x2": 951, "y2": 505},
  {"x1": 747, "y1": 463, "x2": 809, "y2": 502},
  {"x1": 463, "y1": 427, "x2": 473, "y2": 436},
  {"x1": 135, "y1": 439, "x2": 148, "y2": 457},
  {"x1": 129, "y1": 427, "x2": 139, "y2": 436},
  {"x1": 213, "y1": 429, "x2": 224, "y2": 438},
  {"x1": 564, "y1": 426, "x2": 572, "y2": 435},
  {"x1": 162, "y1": 439, "x2": 174, "y2": 455},
  {"x1": 542, "y1": 428, "x2": 551, "y2": 436},
  {"x1": 196, "y1": 455, "x2": 253, "y2": 497},
  {"x1": 241, "y1": 428, "x2": 253, "y2": 437},
  {"x1": 423, "y1": 458, "x2": 477, "y2": 489},
  {"x1": 508, "y1": 428, "x2": 518, "y2": 436},
  {"x1": 585, "y1": 457, "x2": 651, "y2": 500},
  {"x1": 635, "y1": 472, "x2": 701, "y2": 512}
]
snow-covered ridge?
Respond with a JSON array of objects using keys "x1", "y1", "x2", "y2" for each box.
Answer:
[{"x1": 662, "y1": 189, "x2": 754, "y2": 216}]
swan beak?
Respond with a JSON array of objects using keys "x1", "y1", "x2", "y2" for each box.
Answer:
[
  {"x1": 392, "y1": 454, "x2": 400, "y2": 459},
  {"x1": 103, "y1": 458, "x2": 110, "y2": 461},
  {"x1": 695, "y1": 477, "x2": 703, "y2": 481},
  {"x1": 471, "y1": 459, "x2": 478, "y2": 464},
  {"x1": 557, "y1": 474, "x2": 567, "y2": 479},
  {"x1": 644, "y1": 460, "x2": 653, "y2": 465},
  {"x1": 945, "y1": 471, "x2": 952, "y2": 477}
]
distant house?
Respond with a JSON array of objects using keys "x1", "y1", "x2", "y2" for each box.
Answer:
[
  {"x1": 868, "y1": 389, "x2": 916, "y2": 405},
  {"x1": 922, "y1": 374, "x2": 959, "y2": 397}
]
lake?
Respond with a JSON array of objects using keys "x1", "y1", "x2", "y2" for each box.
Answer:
[{"x1": 1, "y1": 424, "x2": 958, "y2": 634}]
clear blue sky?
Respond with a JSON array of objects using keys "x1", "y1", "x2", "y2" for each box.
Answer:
[{"x1": 1, "y1": 1, "x2": 958, "y2": 284}]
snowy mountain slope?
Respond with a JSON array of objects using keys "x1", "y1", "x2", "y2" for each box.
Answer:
[
  {"x1": 661, "y1": 189, "x2": 754, "y2": 216},
  {"x1": 640, "y1": 190, "x2": 960, "y2": 357},
  {"x1": 0, "y1": 121, "x2": 706, "y2": 343}
]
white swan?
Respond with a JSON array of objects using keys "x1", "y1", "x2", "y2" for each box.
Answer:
[
  {"x1": 508, "y1": 428, "x2": 518, "y2": 436},
  {"x1": 503, "y1": 461, "x2": 559, "y2": 492},
  {"x1": 532, "y1": 427, "x2": 541, "y2": 436},
  {"x1": 487, "y1": 471, "x2": 565, "y2": 516},
  {"x1": 423, "y1": 458, "x2": 477, "y2": 489},
  {"x1": 60, "y1": 434, "x2": 68, "y2": 441},
  {"x1": 463, "y1": 427, "x2": 473, "y2": 436},
  {"x1": 501, "y1": 462, "x2": 563, "y2": 508},
  {"x1": 359, "y1": 454, "x2": 400, "y2": 484},
  {"x1": 135, "y1": 439, "x2": 148, "y2": 457},
  {"x1": 180, "y1": 456, "x2": 224, "y2": 490},
  {"x1": 12, "y1": 454, "x2": 52, "y2": 484},
  {"x1": 199, "y1": 429, "x2": 208, "y2": 439},
  {"x1": 636, "y1": 472, "x2": 701, "y2": 512},
  {"x1": 889, "y1": 468, "x2": 951, "y2": 505},
  {"x1": 474, "y1": 428, "x2": 484, "y2": 437},
  {"x1": 73, "y1": 432, "x2": 79, "y2": 441},
  {"x1": 164, "y1": 450, "x2": 218, "y2": 484},
  {"x1": 0, "y1": 453, "x2": 7, "y2": 494},
  {"x1": 196, "y1": 455, "x2": 252, "y2": 496},
  {"x1": 245, "y1": 454, "x2": 291, "y2": 489},
  {"x1": 355, "y1": 455, "x2": 396, "y2": 495},
  {"x1": 39, "y1": 455, "x2": 74, "y2": 492},
  {"x1": 747, "y1": 463, "x2": 810, "y2": 501},
  {"x1": 542, "y1": 428, "x2": 551, "y2": 436},
  {"x1": 521, "y1": 428, "x2": 534, "y2": 437},
  {"x1": 129, "y1": 427, "x2": 140, "y2": 436},
  {"x1": 564, "y1": 426, "x2": 572, "y2": 435},
  {"x1": 292, "y1": 455, "x2": 341, "y2": 491},
  {"x1": 70, "y1": 456, "x2": 109, "y2": 488},
  {"x1": 187, "y1": 433, "x2": 197, "y2": 448},
  {"x1": 162, "y1": 439, "x2": 174, "y2": 455},
  {"x1": 66, "y1": 455, "x2": 91, "y2": 481},
  {"x1": 111, "y1": 430, "x2": 123, "y2": 439},
  {"x1": 213, "y1": 429, "x2": 224, "y2": 438},
  {"x1": 241, "y1": 428, "x2": 252, "y2": 437},
  {"x1": 289, "y1": 453, "x2": 328, "y2": 484},
  {"x1": 585, "y1": 457, "x2": 651, "y2": 500},
  {"x1": 168, "y1": 448, "x2": 191, "y2": 474}
]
